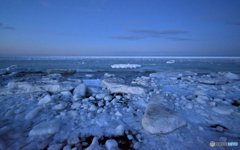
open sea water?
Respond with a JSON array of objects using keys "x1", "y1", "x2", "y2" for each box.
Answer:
[{"x1": 0, "y1": 55, "x2": 240, "y2": 74}]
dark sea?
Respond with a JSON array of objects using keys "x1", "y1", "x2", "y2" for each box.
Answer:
[{"x1": 0, "y1": 55, "x2": 240, "y2": 74}]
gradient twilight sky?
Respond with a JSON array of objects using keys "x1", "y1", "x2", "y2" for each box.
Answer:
[{"x1": 0, "y1": 0, "x2": 240, "y2": 56}]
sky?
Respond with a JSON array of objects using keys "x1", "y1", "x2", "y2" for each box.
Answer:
[{"x1": 0, "y1": 0, "x2": 240, "y2": 56}]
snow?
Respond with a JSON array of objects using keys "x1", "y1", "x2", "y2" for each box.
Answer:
[
  {"x1": 25, "y1": 107, "x2": 42, "y2": 120},
  {"x1": 29, "y1": 120, "x2": 61, "y2": 136},
  {"x1": 166, "y1": 60, "x2": 175, "y2": 64},
  {"x1": 142, "y1": 104, "x2": 187, "y2": 134},
  {"x1": 225, "y1": 72, "x2": 240, "y2": 80},
  {"x1": 105, "y1": 139, "x2": 118, "y2": 150},
  {"x1": 38, "y1": 94, "x2": 53, "y2": 105},
  {"x1": 73, "y1": 83, "x2": 86, "y2": 101},
  {"x1": 0, "y1": 79, "x2": 80, "y2": 95},
  {"x1": 82, "y1": 79, "x2": 102, "y2": 87},
  {"x1": 1, "y1": 65, "x2": 240, "y2": 149},
  {"x1": 47, "y1": 144, "x2": 62, "y2": 150},
  {"x1": 6, "y1": 65, "x2": 28, "y2": 73},
  {"x1": 104, "y1": 73, "x2": 115, "y2": 77},
  {"x1": 0, "y1": 126, "x2": 10, "y2": 136},
  {"x1": 67, "y1": 136, "x2": 80, "y2": 145},
  {"x1": 104, "y1": 95, "x2": 113, "y2": 101},
  {"x1": 195, "y1": 95, "x2": 208, "y2": 104},
  {"x1": 0, "y1": 140, "x2": 6, "y2": 150},
  {"x1": 111, "y1": 64, "x2": 141, "y2": 69},
  {"x1": 212, "y1": 106, "x2": 234, "y2": 115},
  {"x1": 114, "y1": 125, "x2": 124, "y2": 136},
  {"x1": 102, "y1": 79, "x2": 146, "y2": 95}
]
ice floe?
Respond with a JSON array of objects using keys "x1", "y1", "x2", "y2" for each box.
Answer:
[
  {"x1": 29, "y1": 120, "x2": 61, "y2": 136},
  {"x1": 111, "y1": 64, "x2": 141, "y2": 69},
  {"x1": 102, "y1": 79, "x2": 146, "y2": 95},
  {"x1": 142, "y1": 104, "x2": 187, "y2": 134}
]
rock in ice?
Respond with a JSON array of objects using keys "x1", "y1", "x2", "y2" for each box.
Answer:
[
  {"x1": 29, "y1": 120, "x2": 61, "y2": 136},
  {"x1": 111, "y1": 64, "x2": 141, "y2": 69},
  {"x1": 142, "y1": 104, "x2": 187, "y2": 134}
]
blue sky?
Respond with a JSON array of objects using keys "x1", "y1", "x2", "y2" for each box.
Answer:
[{"x1": 0, "y1": 0, "x2": 240, "y2": 56}]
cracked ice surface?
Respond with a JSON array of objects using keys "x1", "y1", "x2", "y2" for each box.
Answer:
[{"x1": 0, "y1": 67, "x2": 240, "y2": 150}]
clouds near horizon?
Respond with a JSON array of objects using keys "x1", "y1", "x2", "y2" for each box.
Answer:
[
  {"x1": 111, "y1": 29, "x2": 189, "y2": 41},
  {"x1": 0, "y1": 23, "x2": 15, "y2": 30}
]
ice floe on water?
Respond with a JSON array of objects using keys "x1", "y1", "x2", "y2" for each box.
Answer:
[
  {"x1": 0, "y1": 65, "x2": 240, "y2": 149},
  {"x1": 111, "y1": 64, "x2": 141, "y2": 69},
  {"x1": 166, "y1": 60, "x2": 175, "y2": 64}
]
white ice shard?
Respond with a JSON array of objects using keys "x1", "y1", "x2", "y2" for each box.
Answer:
[
  {"x1": 196, "y1": 95, "x2": 208, "y2": 104},
  {"x1": 73, "y1": 83, "x2": 87, "y2": 99},
  {"x1": 38, "y1": 94, "x2": 53, "y2": 105},
  {"x1": 29, "y1": 120, "x2": 61, "y2": 136},
  {"x1": 114, "y1": 125, "x2": 124, "y2": 136},
  {"x1": 224, "y1": 72, "x2": 239, "y2": 80},
  {"x1": 142, "y1": 104, "x2": 187, "y2": 134},
  {"x1": 96, "y1": 93, "x2": 107, "y2": 100},
  {"x1": 104, "y1": 73, "x2": 115, "y2": 77},
  {"x1": 166, "y1": 60, "x2": 175, "y2": 64},
  {"x1": 102, "y1": 79, "x2": 146, "y2": 95},
  {"x1": 111, "y1": 64, "x2": 141, "y2": 69},
  {"x1": 105, "y1": 139, "x2": 118, "y2": 150},
  {"x1": 6, "y1": 65, "x2": 28, "y2": 73}
]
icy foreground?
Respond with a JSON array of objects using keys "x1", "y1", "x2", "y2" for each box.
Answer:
[{"x1": 0, "y1": 66, "x2": 240, "y2": 150}]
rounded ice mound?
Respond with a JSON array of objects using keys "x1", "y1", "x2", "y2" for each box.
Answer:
[
  {"x1": 224, "y1": 72, "x2": 239, "y2": 80},
  {"x1": 111, "y1": 64, "x2": 141, "y2": 69},
  {"x1": 212, "y1": 106, "x2": 234, "y2": 115},
  {"x1": 142, "y1": 104, "x2": 187, "y2": 134},
  {"x1": 29, "y1": 120, "x2": 61, "y2": 136}
]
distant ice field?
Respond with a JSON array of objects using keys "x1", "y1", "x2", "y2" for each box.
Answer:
[{"x1": 0, "y1": 56, "x2": 240, "y2": 74}]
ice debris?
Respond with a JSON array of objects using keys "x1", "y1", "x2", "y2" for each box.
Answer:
[
  {"x1": 29, "y1": 120, "x2": 61, "y2": 136},
  {"x1": 142, "y1": 104, "x2": 187, "y2": 134},
  {"x1": 102, "y1": 79, "x2": 146, "y2": 95}
]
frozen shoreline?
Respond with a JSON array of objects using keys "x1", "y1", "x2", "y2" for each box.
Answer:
[{"x1": 0, "y1": 66, "x2": 240, "y2": 150}]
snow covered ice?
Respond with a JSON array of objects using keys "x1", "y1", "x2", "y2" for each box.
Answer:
[
  {"x1": 111, "y1": 64, "x2": 141, "y2": 69},
  {"x1": 0, "y1": 59, "x2": 240, "y2": 150}
]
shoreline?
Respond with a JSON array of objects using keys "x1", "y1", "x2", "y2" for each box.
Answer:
[{"x1": 0, "y1": 66, "x2": 240, "y2": 149}]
